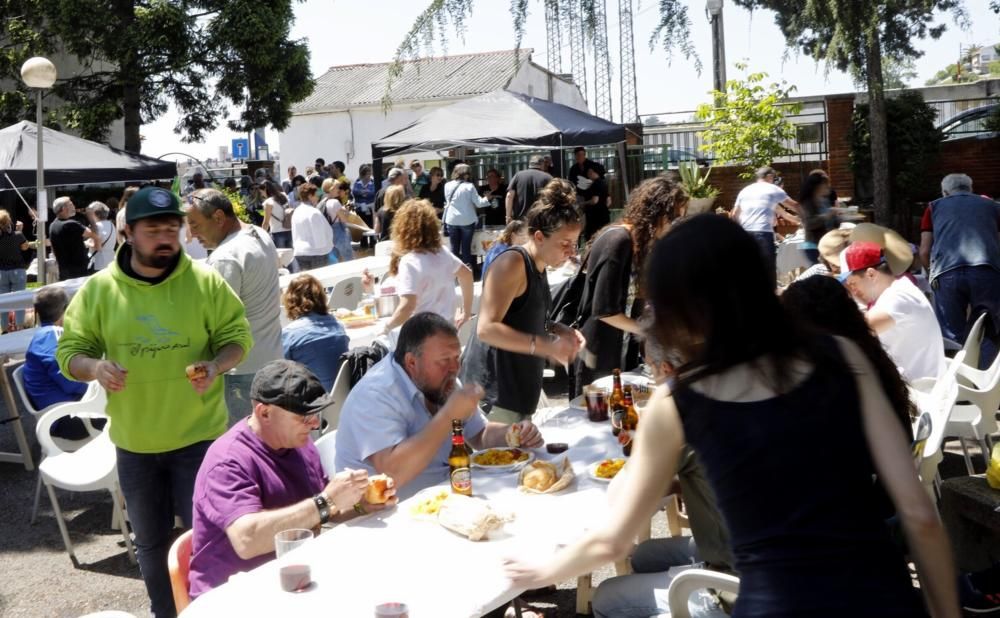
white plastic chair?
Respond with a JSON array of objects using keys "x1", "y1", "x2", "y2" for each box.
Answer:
[
  {"x1": 958, "y1": 313, "x2": 988, "y2": 374},
  {"x1": 327, "y1": 276, "x2": 363, "y2": 311},
  {"x1": 315, "y1": 429, "x2": 337, "y2": 476},
  {"x1": 35, "y1": 409, "x2": 135, "y2": 566},
  {"x1": 909, "y1": 351, "x2": 964, "y2": 498},
  {"x1": 667, "y1": 568, "x2": 740, "y2": 618},
  {"x1": 944, "y1": 348, "x2": 1000, "y2": 473},
  {"x1": 320, "y1": 362, "x2": 351, "y2": 437},
  {"x1": 374, "y1": 240, "x2": 394, "y2": 257}
]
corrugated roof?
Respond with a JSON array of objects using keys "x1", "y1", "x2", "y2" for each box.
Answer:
[{"x1": 293, "y1": 49, "x2": 533, "y2": 113}]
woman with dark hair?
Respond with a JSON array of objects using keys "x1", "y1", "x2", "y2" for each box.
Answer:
[
  {"x1": 444, "y1": 163, "x2": 490, "y2": 269},
  {"x1": 797, "y1": 170, "x2": 835, "y2": 264},
  {"x1": 426, "y1": 166, "x2": 446, "y2": 216},
  {"x1": 262, "y1": 180, "x2": 292, "y2": 248},
  {"x1": 505, "y1": 214, "x2": 958, "y2": 618},
  {"x1": 461, "y1": 179, "x2": 584, "y2": 423},
  {"x1": 782, "y1": 275, "x2": 915, "y2": 438},
  {"x1": 0, "y1": 210, "x2": 28, "y2": 328},
  {"x1": 574, "y1": 175, "x2": 688, "y2": 391},
  {"x1": 115, "y1": 185, "x2": 140, "y2": 247}
]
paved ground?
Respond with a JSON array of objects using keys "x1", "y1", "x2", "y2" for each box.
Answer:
[{"x1": 0, "y1": 370, "x2": 982, "y2": 618}]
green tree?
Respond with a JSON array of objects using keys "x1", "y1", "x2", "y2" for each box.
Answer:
[
  {"x1": 695, "y1": 64, "x2": 801, "y2": 178},
  {"x1": 732, "y1": 0, "x2": 965, "y2": 225},
  {"x1": 0, "y1": 0, "x2": 314, "y2": 153},
  {"x1": 853, "y1": 56, "x2": 919, "y2": 90},
  {"x1": 849, "y1": 91, "x2": 942, "y2": 235},
  {"x1": 385, "y1": 0, "x2": 699, "y2": 107}
]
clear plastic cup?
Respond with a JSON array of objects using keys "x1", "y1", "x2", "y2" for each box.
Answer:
[{"x1": 274, "y1": 528, "x2": 312, "y2": 558}]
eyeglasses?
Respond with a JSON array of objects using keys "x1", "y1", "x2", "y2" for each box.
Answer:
[{"x1": 298, "y1": 411, "x2": 321, "y2": 425}]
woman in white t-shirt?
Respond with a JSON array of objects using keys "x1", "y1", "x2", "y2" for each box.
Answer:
[
  {"x1": 381, "y1": 199, "x2": 474, "y2": 335},
  {"x1": 85, "y1": 202, "x2": 117, "y2": 271},
  {"x1": 262, "y1": 181, "x2": 293, "y2": 249}
]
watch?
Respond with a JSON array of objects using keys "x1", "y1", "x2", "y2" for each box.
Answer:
[{"x1": 313, "y1": 493, "x2": 331, "y2": 525}]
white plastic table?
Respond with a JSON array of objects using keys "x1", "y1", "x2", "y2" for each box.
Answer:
[
  {"x1": 0, "y1": 276, "x2": 90, "y2": 313},
  {"x1": 183, "y1": 405, "x2": 623, "y2": 618}
]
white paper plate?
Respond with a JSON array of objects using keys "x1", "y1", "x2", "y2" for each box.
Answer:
[
  {"x1": 569, "y1": 374, "x2": 654, "y2": 410},
  {"x1": 470, "y1": 447, "x2": 535, "y2": 472},
  {"x1": 588, "y1": 459, "x2": 627, "y2": 483}
]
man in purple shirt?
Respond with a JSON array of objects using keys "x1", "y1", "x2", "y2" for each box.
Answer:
[{"x1": 188, "y1": 360, "x2": 397, "y2": 599}]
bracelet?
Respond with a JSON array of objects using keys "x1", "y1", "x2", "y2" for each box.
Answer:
[
  {"x1": 529, "y1": 334, "x2": 537, "y2": 356},
  {"x1": 313, "y1": 493, "x2": 331, "y2": 525}
]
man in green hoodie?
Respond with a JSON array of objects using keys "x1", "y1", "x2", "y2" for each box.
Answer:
[{"x1": 57, "y1": 185, "x2": 252, "y2": 618}]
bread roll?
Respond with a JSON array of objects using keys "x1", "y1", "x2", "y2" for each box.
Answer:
[
  {"x1": 521, "y1": 463, "x2": 556, "y2": 492},
  {"x1": 505, "y1": 424, "x2": 522, "y2": 448},
  {"x1": 365, "y1": 474, "x2": 391, "y2": 504},
  {"x1": 185, "y1": 364, "x2": 207, "y2": 381}
]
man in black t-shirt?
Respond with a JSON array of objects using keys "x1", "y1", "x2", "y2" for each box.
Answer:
[
  {"x1": 505, "y1": 154, "x2": 553, "y2": 222},
  {"x1": 49, "y1": 197, "x2": 98, "y2": 280},
  {"x1": 568, "y1": 146, "x2": 598, "y2": 201}
]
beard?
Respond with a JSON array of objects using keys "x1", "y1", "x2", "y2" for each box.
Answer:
[
  {"x1": 418, "y1": 374, "x2": 458, "y2": 408},
  {"x1": 134, "y1": 244, "x2": 179, "y2": 269}
]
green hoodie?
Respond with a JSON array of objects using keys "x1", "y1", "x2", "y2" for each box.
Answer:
[{"x1": 57, "y1": 247, "x2": 253, "y2": 454}]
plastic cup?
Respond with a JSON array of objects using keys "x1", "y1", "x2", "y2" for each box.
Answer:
[
  {"x1": 375, "y1": 602, "x2": 409, "y2": 617},
  {"x1": 584, "y1": 386, "x2": 609, "y2": 422},
  {"x1": 274, "y1": 528, "x2": 313, "y2": 558}
]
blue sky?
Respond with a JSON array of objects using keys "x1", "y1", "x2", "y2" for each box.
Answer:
[{"x1": 142, "y1": 0, "x2": 1000, "y2": 161}]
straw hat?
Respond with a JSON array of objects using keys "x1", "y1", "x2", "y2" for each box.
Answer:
[
  {"x1": 849, "y1": 223, "x2": 913, "y2": 276},
  {"x1": 817, "y1": 229, "x2": 851, "y2": 267}
]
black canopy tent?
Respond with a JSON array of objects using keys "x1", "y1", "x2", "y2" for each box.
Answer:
[
  {"x1": 0, "y1": 121, "x2": 176, "y2": 191},
  {"x1": 371, "y1": 91, "x2": 630, "y2": 192}
]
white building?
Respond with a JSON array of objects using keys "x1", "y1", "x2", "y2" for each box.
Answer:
[{"x1": 278, "y1": 49, "x2": 586, "y2": 176}]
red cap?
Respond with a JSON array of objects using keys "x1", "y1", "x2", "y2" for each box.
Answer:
[{"x1": 843, "y1": 241, "x2": 885, "y2": 273}]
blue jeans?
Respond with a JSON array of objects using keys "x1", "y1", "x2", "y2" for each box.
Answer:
[
  {"x1": 592, "y1": 537, "x2": 702, "y2": 618},
  {"x1": 297, "y1": 254, "x2": 327, "y2": 271},
  {"x1": 225, "y1": 372, "x2": 256, "y2": 427},
  {"x1": 933, "y1": 265, "x2": 1000, "y2": 368},
  {"x1": 448, "y1": 223, "x2": 476, "y2": 270},
  {"x1": 116, "y1": 440, "x2": 212, "y2": 618},
  {"x1": 748, "y1": 231, "x2": 777, "y2": 285},
  {"x1": 0, "y1": 268, "x2": 26, "y2": 325},
  {"x1": 270, "y1": 230, "x2": 292, "y2": 249}
]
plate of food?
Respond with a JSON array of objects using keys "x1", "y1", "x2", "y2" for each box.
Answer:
[
  {"x1": 334, "y1": 307, "x2": 377, "y2": 329},
  {"x1": 588, "y1": 458, "x2": 626, "y2": 482},
  {"x1": 471, "y1": 447, "x2": 534, "y2": 471},
  {"x1": 409, "y1": 488, "x2": 450, "y2": 521}
]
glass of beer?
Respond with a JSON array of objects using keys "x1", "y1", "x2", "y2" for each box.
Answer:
[{"x1": 584, "y1": 386, "x2": 609, "y2": 422}]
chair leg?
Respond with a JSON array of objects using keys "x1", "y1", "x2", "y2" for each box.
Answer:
[
  {"x1": 111, "y1": 487, "x2": 136, "y2": 564},
  {"x1": 45, "y1": 482, "x2": 79, "y2": 567},
  {"x1": 30, "y1": 472, "x2": 42, "y2": 524},
  {"x1": 959, "y1": 439, "x2": 976, "y2": 475},
  {"x1": 666, "y1": 495, "x2": 684, "y2": 537},
  {"x1": 9, "y1": 413, "x2": 34, "y2": 471},
  {"x1": 980, "y1": 438, "x2": 992, "y2": 470},
  {"x1": 575, "y1": 573, "x2": 593, "y2": 614}
]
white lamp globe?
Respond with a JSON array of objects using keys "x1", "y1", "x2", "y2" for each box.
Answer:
[
  {"x1": 21, "y1": 57, "x2": 57, "y2": 89},
  {"x1": 706, "y1": 0, "x2": 724, "y2": 15}
]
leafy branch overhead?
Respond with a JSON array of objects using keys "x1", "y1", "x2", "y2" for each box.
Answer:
[
  {"x1": 385, "y1": 0, "x2": 702, "y2": 109},
  {"x1": 695, "y1": 64, "x2": 801, "y2": 178},
  {"x1": 0, "y1": 0, "x2": 315, "y2": 153}
]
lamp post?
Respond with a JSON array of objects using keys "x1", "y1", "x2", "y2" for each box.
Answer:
[
  {"x1": 706, "y1": 0, "x2": 727, "y2": 94},
  {"x1": 20, "y1": 57, "x2": 57, "y2": 285}
]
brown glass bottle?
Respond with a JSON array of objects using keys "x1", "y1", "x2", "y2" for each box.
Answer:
[
  {"x1": 449, "y1": 419, "x2": 472, "y2": 496},
  {"x1": 609, "y1": 369, "x2": 625, "y2": 437},
  {"x1": 621, "y1": 385, "x2": 639, "y2": 457}
]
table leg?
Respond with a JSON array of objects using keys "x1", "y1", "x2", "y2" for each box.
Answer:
[
  {"x1": 575, "y1": 573, "x2": 593, "y2": 614},
  {"x1": 666, "y1": 495, "x2": 683, "y2": 537},
  {"x1": 0, "y1": 357, "x2": 33, "y2": 471}
]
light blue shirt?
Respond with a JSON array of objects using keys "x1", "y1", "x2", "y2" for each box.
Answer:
[
  {"x1": 335, "y1": 355, "x2": 487, "y2": 498},
  {"x1": 281, "y1": 313, "x2": 349, "y2": 391},
  {"x1": 443, "y1": 180, "x2": 489, "y2": 227}
]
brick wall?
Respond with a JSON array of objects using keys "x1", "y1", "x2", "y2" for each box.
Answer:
[
  {"x1": 825, "y1": 95, "x2": 856, "y2": 200},
  {"x1": 708, "y1": 159, "x2": 829, "y2": 212},
  {"x1": 927, "y1": 136, "x2": 1000, "y2": 200}
]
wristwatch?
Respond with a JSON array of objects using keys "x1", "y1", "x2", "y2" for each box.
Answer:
[{"x1": 313, "y1": 493, "x2": 331, "y2": 525}]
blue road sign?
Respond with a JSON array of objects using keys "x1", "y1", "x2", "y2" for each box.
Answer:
[{"x1": 231, "y1": 138, "x2": 250, "y2": 160}]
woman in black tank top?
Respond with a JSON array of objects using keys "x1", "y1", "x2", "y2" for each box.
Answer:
[
  {"x1": 460, "y1": 179, "x2": 585, "y2": 423},
  {"x1": 504, "y1": 215, "x2": 959, "y2": 617}
]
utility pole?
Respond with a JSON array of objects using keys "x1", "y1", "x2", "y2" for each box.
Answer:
[
  {"x1": 544, "y1": 0, "x2": 563, "y2": 74},
  {"x1": 619, "y1": 0, "x2": 638, "y2": 123},
  {"x1": 593, "y1": 0, "x2": 613, "y2": 121},
  {"x1": 567, "y1": 0, "x2": 588, "y2": 105},
  {"x1": 707, "y1": 0, "x2": 727, "y2": 94}
]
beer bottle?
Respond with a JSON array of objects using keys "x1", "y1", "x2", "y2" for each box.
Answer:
[
  {"x1": 449, "y1": 419, "x2": 472, "y2": 496},
  {"x1": 609, "y1": 369, "x2": 625, "y2": 437},
  {"x1": 621, "y1": 385, "x2": 639, "y2": 457}
]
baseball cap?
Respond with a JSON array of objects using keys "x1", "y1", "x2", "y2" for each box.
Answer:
[
  {"x1": 250, "y1": 360, "x2": 333, "y2": 416},
  {"x1": 837, "y1": 241, "x2": 886, "y2": 283},
  {"x1": 126, "y1": 186, "x2": 185, "y2": 224},
  {"x1": 849, "y1": 223, "x2": 912, "y2": 276}
]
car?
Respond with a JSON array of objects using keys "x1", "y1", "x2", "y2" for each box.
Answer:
[{"x1": 937, "y1": 104, "x2": 998, "y2": 141}]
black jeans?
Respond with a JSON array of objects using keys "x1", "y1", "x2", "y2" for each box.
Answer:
[
  {"x1": 748, "y1": 231, "x2": 777, "y2": 286},
  {"x1": 116, "y1": 440, "x2": 212, "y2": 618}
]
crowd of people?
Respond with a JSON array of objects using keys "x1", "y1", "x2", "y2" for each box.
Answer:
[{"x1": 5, "y1": 149, "x2": 995, "y2": 618}]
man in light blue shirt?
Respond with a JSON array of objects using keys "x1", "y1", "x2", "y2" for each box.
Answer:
[{"x1": 335, "y1": 312, "x2": 544, "y2": 498}]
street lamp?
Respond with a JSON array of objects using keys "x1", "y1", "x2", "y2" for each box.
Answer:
[
  {"x1": 706, "y1": 0, "x2": 727, "y2": 94},
  {"x1": 20, "y1": 56, "x2": 57, "y2": 285}
]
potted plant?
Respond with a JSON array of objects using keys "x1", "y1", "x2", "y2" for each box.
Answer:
[{"x1": 678, "y1": 161, "x2": 720, "y2": 215}]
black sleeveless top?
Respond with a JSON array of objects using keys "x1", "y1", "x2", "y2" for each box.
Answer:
[
  {"x1": 460, "y1": 246, "x2": 550, "y2": 417},
  {"x1": 673, "y1": 338, "x2": 927, "y2": 617}
]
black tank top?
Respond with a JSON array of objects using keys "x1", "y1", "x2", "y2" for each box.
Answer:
[{"x1": 460, "y1": 246, "x2": 550, "y2": 417}]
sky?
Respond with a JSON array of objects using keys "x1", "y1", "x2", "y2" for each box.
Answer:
[{"x1": 141, "y1": 0, "x2": 1000, "y2": 162}]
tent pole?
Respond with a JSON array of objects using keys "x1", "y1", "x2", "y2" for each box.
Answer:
[{"x1": 618, "y1": 141, "x2": 630, "y2": 200}]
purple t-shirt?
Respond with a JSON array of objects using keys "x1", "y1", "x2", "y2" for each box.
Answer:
[{"x1": 188, "y1": 419, "x2": 327, "y2": 599}]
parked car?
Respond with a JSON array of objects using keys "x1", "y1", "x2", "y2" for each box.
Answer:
[{"x1": 937, "y1": 104, "x2": 998, "y2": 141}]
